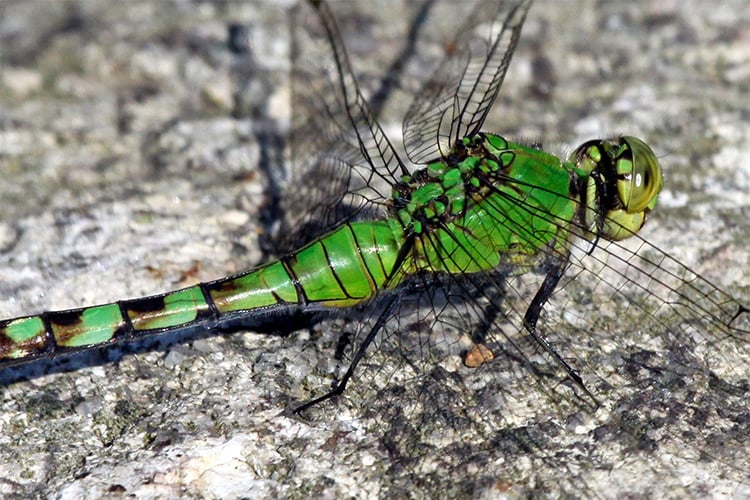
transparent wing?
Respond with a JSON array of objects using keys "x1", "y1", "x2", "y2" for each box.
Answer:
[
  {"x1": 281, "y1": 0, "x2": 408, "y2": 250},
  {"x1": 402, "y1": 0, "x2": 532, "y2": 165},
  {"x1": 281, "y1": 1, "x2": 749, "y2": 495},
  {"x1": 298, "y1": 175, "x2": 749, "y2": 496}
]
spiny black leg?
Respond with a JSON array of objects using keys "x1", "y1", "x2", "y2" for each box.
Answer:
[
  {"x1": 524, "y1": 260, "x2": 599, "y2": 406},
  {"x1": 294, "y1": 293, "x2": 401, "y2": 414},
  {"x1": 469, "y1": 270, "x2": 512, "y2": 344},
  {"x1": 470, "y1": 283, "x2": 502, "y2": 346}
]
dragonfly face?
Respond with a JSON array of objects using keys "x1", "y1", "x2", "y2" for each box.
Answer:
[{"x1": 572, "y1": 136, "x2": 663, "y2": 241}]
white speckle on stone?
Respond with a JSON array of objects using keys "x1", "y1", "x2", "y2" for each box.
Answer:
[{"x1": 1, "y1": 67, "x2": 43, "y2": 96}]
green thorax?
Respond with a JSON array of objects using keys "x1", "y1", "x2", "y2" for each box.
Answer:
[
  {"x1": 392, "y1": 132, "x2": 662, "y2": 276},
  {"x1": 393, "y1": 133, "x2": 581, "y2": 275}
]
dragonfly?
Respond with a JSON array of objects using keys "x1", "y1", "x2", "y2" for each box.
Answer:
[
  {"x1": 1, "y1": 0, "x2": 748, "y2": 496},
  {"x1": 2, "y1": 0, "x2": 665, "y2": 400}
]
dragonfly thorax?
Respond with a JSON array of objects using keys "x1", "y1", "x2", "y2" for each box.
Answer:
[{"x1": 391, "y1": 134, "x2": 515, "y2": 235}]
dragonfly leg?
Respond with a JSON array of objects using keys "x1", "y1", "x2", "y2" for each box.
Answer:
[
  {"x1": 471, "y1": 285, "x2": 502, "y2": 347},
  {"x1": 462, "y1": 282, "x2": 504, "y2": 368},
  {"x1": 293, "y1": 293, "x2": 400, "y2": 414},
  {"x1": 523, "y1": 261, "x2": 600, "y2": 406},
  {"x1": 463, "y1": 270, "x2": 511, "y2": 345}
]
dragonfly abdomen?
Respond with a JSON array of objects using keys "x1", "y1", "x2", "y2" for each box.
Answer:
[
  {"x1": 0, "y1": 220, "x2": 406, "y2": 366},
  {"x1": 206, "y1": 219, "x2": 405, "y2": 310}
]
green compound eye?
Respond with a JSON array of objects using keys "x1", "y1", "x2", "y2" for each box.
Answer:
[
  {"x1": 573, "y1": 136, "x2": 664, "y2": 241},
  {"x1": 616, "y1": 136, "x2": 663, "y2": 214}
]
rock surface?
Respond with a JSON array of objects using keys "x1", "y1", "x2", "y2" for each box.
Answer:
[{"x1": 1, "y1": 1, "x2": 749, "y2": 498}]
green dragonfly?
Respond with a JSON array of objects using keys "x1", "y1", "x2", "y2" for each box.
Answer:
[
  {"x1": 1, "y1": 0, "x2": 748, "y2": 495},
  {"x1": 1, "y1": 0, "x2": 666, "y2": 395}
]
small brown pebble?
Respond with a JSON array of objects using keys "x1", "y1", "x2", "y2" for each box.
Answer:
[{"x1": 464, "y1": 343, "x2": 494, "y2": 368}]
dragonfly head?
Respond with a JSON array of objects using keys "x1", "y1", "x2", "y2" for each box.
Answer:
[{"x1": 571, "y1": 136, "x2": 663, "y2": 241}]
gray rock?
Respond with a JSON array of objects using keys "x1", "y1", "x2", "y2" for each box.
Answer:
[{"x1": 1, "y1": 1, "x2": 748, "y2": 498}]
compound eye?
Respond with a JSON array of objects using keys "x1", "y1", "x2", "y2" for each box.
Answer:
[{"x1": 616, "y1": 136, "x2": 663, "y2": 213}]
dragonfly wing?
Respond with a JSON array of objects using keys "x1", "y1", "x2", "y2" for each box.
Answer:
[
  {"x1": 281, "y1": 1, "x2": 408, "y2": 250},
  {"x1": 402, "y1": 0, "x2": 532, "y2": 165},
  {"x1": 298, "y1": 248, "x2": 628, "y2": 495},
  {"x1": 299, "y1": 199, "x2": 749, "y2": 496}
]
